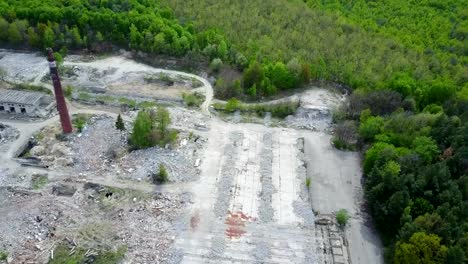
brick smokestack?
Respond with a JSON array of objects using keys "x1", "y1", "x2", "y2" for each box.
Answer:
[{"x1": 47, "y1": 48, "x2": 73, "y2": 134}]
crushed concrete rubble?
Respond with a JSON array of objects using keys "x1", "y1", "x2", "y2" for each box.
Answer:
[
  {"x1": 0, "y1": 50, "x2": 375, "y2": 264},
  {"x1": 0, "y1": 182, "x2": 189, "y2": 263},
  {"x1": 0, "y1": 123, "x2": 19, "y2": 146}
]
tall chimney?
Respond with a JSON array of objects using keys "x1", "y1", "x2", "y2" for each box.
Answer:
[{"x1": 47, "y1": 48, "x2": 73, "y2": 134}]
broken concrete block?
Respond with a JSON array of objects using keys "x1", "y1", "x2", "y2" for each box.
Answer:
[
  {"x1": 52, "y1": 184, "x2": 76, "y2": 196},
  {"x1": 30, "y1": 145, "x2": 45, "y2": 156}
]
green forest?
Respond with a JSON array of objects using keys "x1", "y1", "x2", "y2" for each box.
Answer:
[
  {"x1": 0, "y1": 0, "x2": 228, "y2": 57},
  {"x1": 1, "y1": 0, "x2": 467, "y2": 263}
]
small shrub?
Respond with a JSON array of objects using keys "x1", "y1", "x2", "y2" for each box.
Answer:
[
  {"x1": 73, "y1": 114, "x2": 89, "y2": 132},
  {"x1": 210, "y1": 58, "x2": 223, "y2": 73},
  {"x1": 153, "y1": 164, "x2": 169, "y2": 184},
  {"x1": 332, "y1": 138, "x2": 356, "y2": 151},
  {"x1": 115, "y1": 114, "x2": 125, "y2": 131},
  {"x1": 336, "y1": 209, "x2": 350, "y2": 227},
  {"x1": 225, "y1": 98, "x2": 240, "y2": 112},
  {"x1": 55, "y1": 133, "x2": 67, "y2": 141},
  {"x1": 64, "y1": 85, "x2": 73, "y2": 99},
  {"x1": 31, "y1": 174, "x2": 48, "y2": 189},
  {"x1": 0, "y1": 250, "x2": 7, "y2": 261},
  {"x1": 305, "y1": 178, "x2": 311, "y2": 189},
  {"x1": 182, "y1": 92, "x2": 204, "y2": 107}
]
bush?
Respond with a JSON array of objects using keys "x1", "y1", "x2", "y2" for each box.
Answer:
[
  {"x1": 0, "y1": 250, "x2": 7, "y2": 261},
  {"x1": 64, "y1": 85, "x2": 73, "y2": 99},
  {"x1": 336, "y1": 209, "x2": 350, "y2": 227},
  {"x1": 72, "y1": 114, "x2": 91, "y2": 132},
  {"x1": 210, "y1": 58, "x2": 223, "y2": 72},
  {"x1": 182, "y1": 92, "x2": 204, "y2": 107},
  {"x1": 131, "y1": 111, "x2": 153, "y2": 149},
  {"x1": 225, "y1": 98, "x2": 240, "y2": 112},
  {"x1": 131, "y1": 108, "x2": 178, "y2": 149},
  {"x1": 153, "y1": 164, "x2": 169, "y2": 184}
]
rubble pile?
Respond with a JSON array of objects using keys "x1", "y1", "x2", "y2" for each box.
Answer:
[
  {"x1": 0, "y1": 181, "x2": 189, "y2": 263},
  {"x1": 28, "y1": 124, "x2": 74, "y2": 168},
  {"x1": 119, "y1": 146, "x2": 201, "y2": 182},
  {"x1": 0, "y1": 123, "x2": 19, "y2": 146},
  {"x1": 71, "y1": 115, "x2": 127, "y2": 174},
  {"x1": 285, "y1": 88, "x2": 344, "y2": 132},
  {"x1": 285, "y1": 106, "x2": 333, "y2": 132},
  {"x1": 168, "y1": 107, "x2": 210, "y2": 131}
]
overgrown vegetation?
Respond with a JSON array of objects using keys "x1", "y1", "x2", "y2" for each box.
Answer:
[
  {"x1": 213, "y1": 99, "x2": 299, "y2": 118},
  {"x1": 12, "y1": 83, "x2": 51, "y2": 94},
  {"x1": 48, "y1": 244, "x2": 126, "y2": 264},
  {"x1": 182, "y1": 92, "x2": 204, "y2": 107},
  {"x1": 130, "y1": 107, "x2": 178, "y2": 149}
]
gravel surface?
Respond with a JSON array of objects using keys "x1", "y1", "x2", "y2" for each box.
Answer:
[
  {"x1": 258, "y1": 132, "x2": 275, "y2": 223},
  {"x1": 0, "y1": 123, "x2": 19, "y2": 146},
  {"x1": 213, "y1": 131, "x2": 243, "y2": 218}
]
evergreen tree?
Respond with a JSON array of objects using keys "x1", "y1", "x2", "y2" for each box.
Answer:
[{"x1": 115, "y1": 114, "x2": 125, "y2": 131}]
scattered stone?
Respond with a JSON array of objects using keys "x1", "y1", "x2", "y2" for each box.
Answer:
[{"x1": 52, "y1": 184, "x2": 76, "y2": 196}]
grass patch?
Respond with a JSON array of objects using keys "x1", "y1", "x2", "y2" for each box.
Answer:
[
  {"x1": 96, "y1": 95, "x2": 115, "y2": 103},
  {"x1": 13, "y1": 83, "x2": 52, "y2": 95},
  {"x1": 78, "y1": 92, "x2": 92, "y2": 101},
  {"x1": 213, "y1": 99, "x2": 299, "y2": 118},
  {"x1": 118, "y1": 97, "x2": 137, "y2": 108},
  {"x1": 137, "y1": 101, "x2": 158, "y2": 109},
  {"x1": 182, "y1": 92, "x2": 204, "y2": 107},
  {"x1": 31, "y1": 174, "x2": 48, "y2": 189},
  {"x1": 49, "y1": 244, "x2": 126, "y2": 264}
]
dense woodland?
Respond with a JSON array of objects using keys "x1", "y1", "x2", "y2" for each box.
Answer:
[
  {"x1": 1, "y1": 0, "x2": 467, "y2": 263},
  {"x1": 0, "y1": 0, "x2": 228, "y2": 58}
]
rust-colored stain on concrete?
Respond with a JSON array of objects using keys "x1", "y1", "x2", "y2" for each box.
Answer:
[
  {"x1": 190, "y1": 211, "x2": 200, "y2": 230},
  {"x1": 225, "y1": 211, "x2": 255, "y2": 239}
]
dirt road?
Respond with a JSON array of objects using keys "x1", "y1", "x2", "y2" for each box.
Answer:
[{"x1": 304, "y1": 132, "x2": 384, "y2": 264}]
